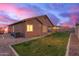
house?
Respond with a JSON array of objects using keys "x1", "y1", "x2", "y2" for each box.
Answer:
[
  {"x1": 8, "y1": 15, "x2": 54, "y2": 38},
  {"x1": 0, "y1": 27, "x2": 4, "y2": 34},
  {"x1": 51, "y1": 26, "x2": 73, "y2": 32},
  {"x1": 75, "y1": 23, "x2": 79, "y2": 39},
  {"x1": 0, "y1": 27, "x2": 9, "y2": 34}
]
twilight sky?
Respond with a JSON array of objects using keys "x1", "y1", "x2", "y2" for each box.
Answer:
[{"x1": 0, "y1": 3, "x2": 79, "y2": 27}]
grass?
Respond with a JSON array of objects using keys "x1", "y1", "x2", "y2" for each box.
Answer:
[{"x1": 12, "y1": 32, "x2": 70, "y2": 56}]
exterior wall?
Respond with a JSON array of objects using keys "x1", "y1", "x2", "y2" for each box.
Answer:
[
  {"x1": 25, "y1": 18, "x2": 43, "y2": 38},
  {"x1": 9, "y1": 22, "x2": 26, "y2": 37},
  {"x1": 14, "y1": 22, "x2": 26, "y2": 37},
  {"x1": 75, "y1": 25, "x2": 79, "y2": 39},
  {"x1": 13, "y1": 22, "x2": 26, "y2": 33},
  {"x1": 37, "y1": 16, "x2": 52, "y2": 26},
  {"x1": 42, "y1": 25, "x2": 48, "y2": 33},
  {"x1": 8, "y1": 25, "x2": 13, "y2": 33},
  {"x1": 9, "y1": 19, "x2": 49, "y2": 38},
  {"x1": 8, "y1": 15, "x2": 53, "y2": 38}
]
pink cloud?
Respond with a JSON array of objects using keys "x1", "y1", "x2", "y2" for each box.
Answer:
[
  {"x1": 0, "y1": 4, "x2": 36, "y2": 20},
  {"x1": 70, "y1": 6, "x2": 79, "y2": 12},
  {"x1": 0, "y1": 3, "x2": 36, "y2": 27}
]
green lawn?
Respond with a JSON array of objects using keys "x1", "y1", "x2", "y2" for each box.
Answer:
[{"x1": 12, "y1": 32, "x2": 70, "y2": 56}]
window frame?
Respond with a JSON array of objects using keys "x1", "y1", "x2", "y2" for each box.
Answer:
[{"x1": 27, "y1": 24, "x2": 33, "y2": 32}]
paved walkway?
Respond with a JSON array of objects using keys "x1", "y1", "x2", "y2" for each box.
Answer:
[
  {"x1": 0, "y1": 46, "x2": 15, "y2": 56},
  {"x1": 0, "y1": 34, "x2": 29, "y2": 56},
  {"x1": 68, "y1": 33, "x2": 79, "y2": 56}
]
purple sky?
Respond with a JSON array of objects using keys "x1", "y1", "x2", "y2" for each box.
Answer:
[{"x1": 0, "y1": 3, "x2": 79, "y2": 27}]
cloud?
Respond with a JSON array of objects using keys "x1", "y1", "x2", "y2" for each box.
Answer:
[
  {"x1": 0, "y1": 3, "x2": 79, "y2": 27},
  {"x1": 0, "y1": 3, "x2": 37, "y2": 27}
]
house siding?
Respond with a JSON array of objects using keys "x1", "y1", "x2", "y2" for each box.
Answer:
[
  {"x1": 25, "y1": 18, "x2": 42, "y2": 38},
  {"x1": 9, "y1": 22, "x2": 26, "y2": 37},
  {"x1": 8, "y1": 15, "x2": 54, "y2": 38},
  {"x1": 37, "y1": 15, "x2": 52, "y2": 26},
  {"x1": 14, "y1": 22, "x2": 26, "y2": 36}
]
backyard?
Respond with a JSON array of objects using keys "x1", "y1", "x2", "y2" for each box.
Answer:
[{"x1": 12, "y1": 32, "x2": 70, "y2": 56}]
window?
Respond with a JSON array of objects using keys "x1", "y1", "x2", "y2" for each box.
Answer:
[
  {"x1": 27, "y1": 25, "x2": 33, "y2": 32},
  {"x1": 53, "y1": 27, "x2": 60, "y2": 30}
]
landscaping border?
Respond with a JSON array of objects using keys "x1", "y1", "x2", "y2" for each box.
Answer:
[
  {"x1": 65, "y1": 33, "x2": 72, "y2": 56},
  {"x1": 9, "y1": 45, "x2": 19, "y2": 56}
]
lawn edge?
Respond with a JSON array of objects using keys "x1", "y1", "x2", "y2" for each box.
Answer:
[
  {"x1": 9, "y1": 45, "x2": 19, "y2": 56},
  {"x1": 65, "y1": 33, "x2": 72, "y2": 56}
]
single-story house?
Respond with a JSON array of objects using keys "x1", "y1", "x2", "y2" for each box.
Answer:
[
  {"x1": 8, "y1": 15, "x2": 54, "y2": 38},
  {"x1": 51, "y1": 26, "x2": 73, "y2": 32}
]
